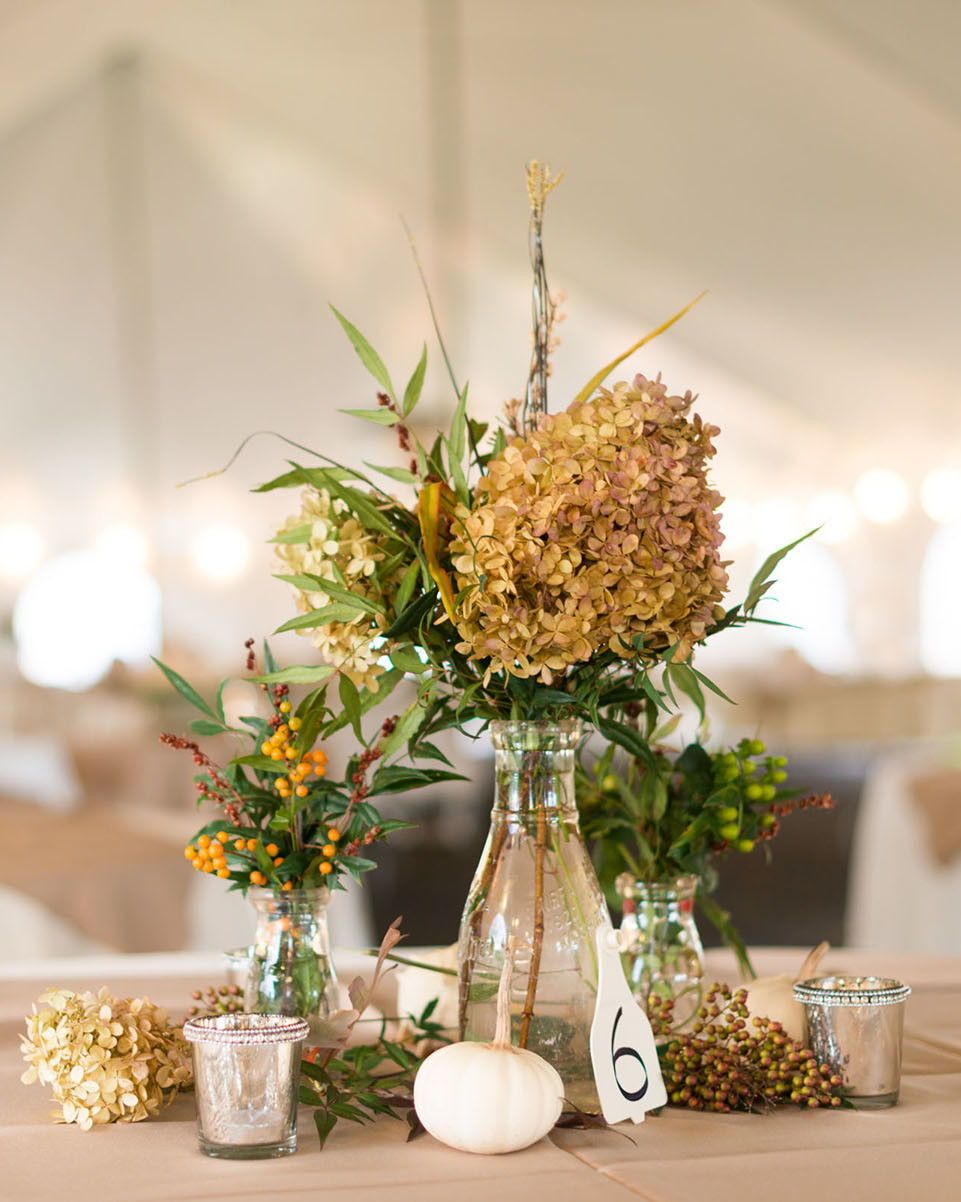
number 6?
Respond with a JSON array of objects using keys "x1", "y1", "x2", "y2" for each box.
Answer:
[{"x1": 611, "y1": 1006, "x2": 649, "y2": 1102}]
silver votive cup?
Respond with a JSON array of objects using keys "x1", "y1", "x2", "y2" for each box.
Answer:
[
  {"x1": 794, "y1": 976, "x2": 911, "y2": 1109},
  {"x1": 183, "y1": 1013, "x2": 308, "y2": 1159}
]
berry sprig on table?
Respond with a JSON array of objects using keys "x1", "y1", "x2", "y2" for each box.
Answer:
[{"x1": 649, "y1": 983, "x2": 844, "y2": 1112}]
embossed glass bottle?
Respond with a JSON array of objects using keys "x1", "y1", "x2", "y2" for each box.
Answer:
[
  {"x1": 458, "y1": 720, "x2": 612, "y2": 1112},
  {"x1": 245, "y1": 888, "x2": 339, "y2": 1036},
  {"x1": 617, "y1": 874, "x2": 704, "y2": 1028}
]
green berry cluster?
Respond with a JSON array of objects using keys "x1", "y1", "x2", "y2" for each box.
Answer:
[
  {"x1": 650, "y1": 983, "x2": 843, "y2": 1113},
  {"x1": 709, "y1": 739, "x2": 789, "y2": 853}
]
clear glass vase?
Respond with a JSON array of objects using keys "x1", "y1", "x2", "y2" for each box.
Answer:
[
  {"x1": 458, "y1": 720, "x2": 612, "y2": 1113},
  {"x1": 617, "y1": 874, "x2": 704, "y2": 1028},
  {"x1": 245, "y1": 888, "x2": 339, "y2": 1034}
]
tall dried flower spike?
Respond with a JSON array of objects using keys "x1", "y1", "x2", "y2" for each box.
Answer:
[{"x1": 521, "y1": 160, "x2": 564, "y2": 435}]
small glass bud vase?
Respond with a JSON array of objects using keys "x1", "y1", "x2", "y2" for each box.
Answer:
[
  {"x1": 246, "y1": 888, "x2": 339, "y2": 1033},
  {"x1": 617, "y1": 874, "x2": 704, "y2": 1028},
  {"x1": 184, "y1": 1013, "x2": 308, "y2": 1159},
  {"x1": 458, "y1": 720, "x2": 612, "y2": 1113}
]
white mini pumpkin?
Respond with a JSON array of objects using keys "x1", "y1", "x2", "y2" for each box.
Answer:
[
  {"x1": 413, "y1": 945, "x2": 564, "y2": 1154},
  {"x1": 743, "y1": 942, "x2": 829, "y2": 1043}
]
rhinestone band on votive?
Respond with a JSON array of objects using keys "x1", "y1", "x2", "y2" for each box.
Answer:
[
  {"x1": 794, "y1": 976, "x2": 911, "y2": 1008},
  {"x1": 183, "y1": 1014, "x2": 309, "y2": 1045}
]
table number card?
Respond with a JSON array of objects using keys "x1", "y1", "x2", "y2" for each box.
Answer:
[{"x1": 589, "y1": 928, "x2": 667, "y2": 1124}]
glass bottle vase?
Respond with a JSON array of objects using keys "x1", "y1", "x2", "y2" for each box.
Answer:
[
  {"x1": 617, "y1": 874, "x2": 704, "y2": 1029},
  {"x1": 458, "y1": 720, "x2": 612, "y2": 1113},
  {"x1": 245, "y1": 888, "x2": 339, "y2": 1036}
]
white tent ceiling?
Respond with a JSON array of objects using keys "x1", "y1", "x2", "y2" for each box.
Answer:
[{"x1": 0, "y1": 0, "x2": 957, "y2": 668}]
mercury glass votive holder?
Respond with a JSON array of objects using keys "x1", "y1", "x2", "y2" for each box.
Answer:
[
  {"x1": 794, "y1": 976, "x2": 911, "y2": 1109},
  {"x1": 183, "y1": 1013, "x2": 309, "y2": 1159}
]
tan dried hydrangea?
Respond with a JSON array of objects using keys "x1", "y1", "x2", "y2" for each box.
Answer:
[
  {"x1": 275, "y1": 487, "x2": 395, "y2": 690},
  {"x1": 21, "y1": 987, "x2": 191, "y2": 1129},
  {"x1": 450, "y1": 374, "x2": 729, "y2": 682}
]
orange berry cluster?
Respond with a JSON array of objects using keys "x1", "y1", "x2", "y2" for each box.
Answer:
[
  {"x1": 316, "y1": 827, "x2": 342, "y2": 876},
  {"x1": 184, "y1": 831, "x2": 231, "y2": 878},
  {"x1": 261, "y1": 717, "x2": 328, "y2": 801}
]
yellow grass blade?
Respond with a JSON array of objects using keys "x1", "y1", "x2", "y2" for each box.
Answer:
[
  {"x1": 417, "y1": 481, "x2": 458, "y2": 622},
  {"x1": 572, "y1": 290, "x2": 707, "y2": 405}
]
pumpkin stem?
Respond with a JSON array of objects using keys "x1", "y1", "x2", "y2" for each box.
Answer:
[
  {"x1": 494, "y1": 938, "x2": 517, "y2": 1048},
  {"x1": 797, "y1": 941, "x2": 830, "y2": 982}
]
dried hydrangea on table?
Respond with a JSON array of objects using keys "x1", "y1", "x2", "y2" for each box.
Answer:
[{"x1": 20, "y1": 988, "x2": 191, "y2": 1129}]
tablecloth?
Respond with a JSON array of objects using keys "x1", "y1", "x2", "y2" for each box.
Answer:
[{"x1": 2, "y1": 949, "x2": 959, "y2": 1201}]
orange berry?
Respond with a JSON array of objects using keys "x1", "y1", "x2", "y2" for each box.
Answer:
[
  {"x1": 273, "y1": 857, "x2": 284, "y2": 867},
  {"x1": 279, "y1": 701, "x2": 291, "y2": 714},
  {"x1": 296, "y1": 785, "x2": 308, "y2": 798},
  {"x1": 261, "y1": 742, "x2": 272, "y2": 755},
  {"x1": 197, "y1": 834, "x2": 211, "y2": 848},
  {"x1": 246, "y1": 838, "x2": 258, "y2": 852},
  {"x1": 270, "y1": 750, "x2": 283, "y2": 761},
  {"x1": 183, "y1": 846, "x2": 194, "y2": 859},
  {"x1": 202, "y1": 862, "x2": 215, "y2": 874},
  {"x1": 281, "y1": 881, "x2": 293, "y2": 892},
  {"x1": 265, "y1": 843, "x2": 279, "y2": 857},
  {"x1": 216, "y1": 830, "x2": 230, "y2": 844},
  {"x1": 322, "y1": 843, "x2": 336, "y2": 858},
  {"x1": 326, "y1": 828, "x2": 341, "y2": 842},
  {"x1": 250, "y1": 870, "x2": 266, "y2": 886},
  {"x1": 314, "y1": 765, "x2": 326, "y2": 777},
  {"x1": 288, "y1": 717, "x2": 302, "y2": 731},
  {"x1": 319, "y1": 862, "x2": 333, "y2": 875},
  {"x1": 234, "y1": 839, "x2": 246, "y2": 852},
  {"x1": 190, "y1": 857, "x2": 202, "y2": 870},
  {"x1": 216, "y1": 867, "x2": 230, "y2": 878}
]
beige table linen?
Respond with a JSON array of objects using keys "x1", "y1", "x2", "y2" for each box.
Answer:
[{"x1": 2, "y1": 949, "x2": 960, "y2": 1201}]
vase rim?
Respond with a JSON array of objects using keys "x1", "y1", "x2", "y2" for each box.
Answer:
[
  {"x1": 490, "y1": 718, "x2": 584, "y2": 750},
  {"x1": 247, "y1": 885, "x2": 331, "y2": 906},
  {"x1": 619, "y1": 873, "x2": 699, "y2": 900}
]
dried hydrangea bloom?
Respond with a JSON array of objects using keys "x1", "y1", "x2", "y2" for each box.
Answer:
[
  {"x1": 450, "y1": 374, "x2": 729, "y2": 682},
  {"x1": 276, "y1": 487, "x2": 396, "y2": 690},
  {"x1": 20, "y1": 987, "x2": 191, "y2": 1129}
]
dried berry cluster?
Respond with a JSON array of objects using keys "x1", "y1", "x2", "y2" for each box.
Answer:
[
  {"x1": 186, "y1": 984, "x2": 244, "y2": 1019},
  {"x1": 649, "y1": 983, "x2": 843, "y2": 1113}
]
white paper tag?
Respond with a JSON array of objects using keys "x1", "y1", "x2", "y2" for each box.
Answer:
[{"x1": 589, "y1": 927, "x2": 667, "y2": 1125}]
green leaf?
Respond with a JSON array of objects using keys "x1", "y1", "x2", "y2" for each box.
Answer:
[
  {"x1": 598, "y1": 718, "x2": 656, "y2": 768},
  {"x1": 378, "y1": 699, "x2": 426, "y2": 758},
  {"x1": 322, "y1": 669, "x2": 404, "y2": 739},
  {"x1": 364, "y1": 462, "x2": 417, "y2": 485},
  {"x1": 743, "y1": 528, "x2": 817, "y2": 615},
  {"x1": 232, "y1": 754, "x2": 289, "y2": 774},
  {"x1": 189, "y1": 719, "x2": 228, "y2": 736},
  {"x1": 393, "y1": 562, "x2": 419, "y2": 618},
  {"x1": 338, "y1": 674, "x2": 364, "y2": 743},
  {"x1": 402, "y1": 344, "x2": 428, "y2": 416},
  {"x1": 275, "y1": 604, "x2": 364, "y2": 634},
  {"x1": 690, "y1": 666, "x2": 736, "y2": 706},
  {"x1": 390, "y1": 646, "x2": 428, "y2": 674},
  {"x1": 252, "y1": 665, "x2": 336, "y2": 686},
  {"x1": 313, "y1": 1106, "x2": 338, "y2": 1147},
  {"x1": 330, "y1": 305, "x2": 395, "y2": 399},
  {"x1": 270, "y1": 523, "x2": 313, "y2": 545},
  {"x1": 152, "y1": 657, "x2": 218, "y2": 720},
  {"x1": 669, "y1": 662, "x2": 706, "y2": 718},
  {"x1": 340, "y1": 407, "x2": 399, "y2": 426},
  {"x1": 383, "y1": 589, "x2": 437, "y2": 639},
  {"x1": 313, "y1": 580, "x2": 385, "y2": 616}
]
